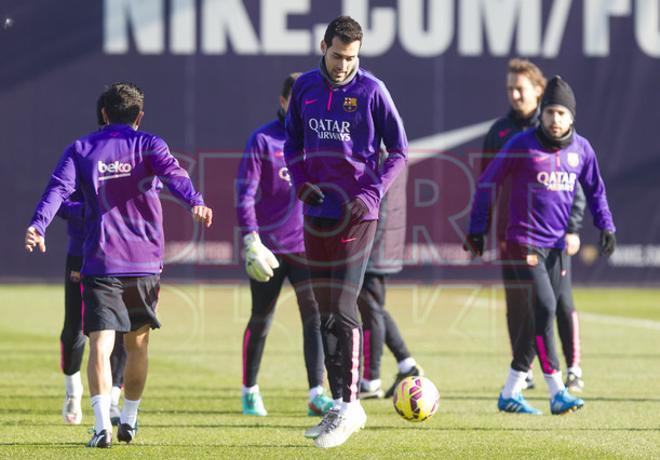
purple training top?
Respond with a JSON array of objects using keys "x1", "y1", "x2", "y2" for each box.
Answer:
[
  {"x1": 31, "y1": 124, "x2": 205, "y2": 275},
  {"x1": 284, "y1": 67, "x2": 407, "y2": 220},
  {"x1": 469, "y1": 129, "x2": 615, "y2": 249},
  {"x1": 236, "y1": 117, "x2": 304, "y2": 254}
]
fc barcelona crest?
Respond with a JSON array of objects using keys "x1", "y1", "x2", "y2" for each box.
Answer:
[
  {"x1": 343, "y1": 97, "x2": 357, "y2": 112},
  {"x1": 567, "y1": 152, "x2": 579, "y2": 168}
]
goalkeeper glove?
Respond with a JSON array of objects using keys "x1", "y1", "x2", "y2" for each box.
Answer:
[{"x1": 244, "y1": 232, "x2": 280, "y2": 282}]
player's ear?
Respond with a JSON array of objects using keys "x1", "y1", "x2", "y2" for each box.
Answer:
[
  {"x1": 320, "y1": 40, "x2": 327, "y2": 55},
  {"x1": 101, "y1": 107, "x2": 110, "y2": 125},
  {"x1": 133, "y1": 111, "x2": 144, "y2": 129}
]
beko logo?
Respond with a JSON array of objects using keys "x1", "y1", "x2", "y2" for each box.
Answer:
[{"x1": 98, "y1": 160, "x2": 132, "y2": 180}]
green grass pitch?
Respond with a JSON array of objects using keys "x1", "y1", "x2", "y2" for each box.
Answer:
[{"x1": 1, "y1": 284, "x2": 659, "y2": 458}]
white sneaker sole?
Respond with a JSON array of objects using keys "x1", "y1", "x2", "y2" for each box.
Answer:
[
  {"x1": 313, "y1": 415, "x2": 367, "y2": 448},
  {"x1": 314, "y1": 424, "x2": 365, "y2": 449}
]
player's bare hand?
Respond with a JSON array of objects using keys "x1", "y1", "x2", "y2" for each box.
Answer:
[
  {"x1": 565, "y1": 233, "x2": 580, "y2": 256},
  {"x1": 192, "y1": 205, "x2": 213, "y2": 228},
  {"x1": 345, "y1": 197, "x2": 368, "y2": 222},
  {"x1": 25, "y1": 226, "x2": 46, "y2": 253}
]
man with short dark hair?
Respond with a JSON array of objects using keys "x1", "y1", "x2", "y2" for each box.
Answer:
[
  {"x1": 236, "y1": 72, "x2": 332, "y2": 418},
  {"x1": 58, "y1": 100, "x2": 128, "y2": 427},
  {"x1": 466, "y1": 76, "x2": 616, "y2": 415},
  {"x1": 26, "y1": 82, "x2": 213, "y2": 448},
  {"x1": 284, "y1": 16, "x2": 407, "y2": 448}
]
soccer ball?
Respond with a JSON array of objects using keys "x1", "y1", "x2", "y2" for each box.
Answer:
[{"x1": 393, "y1": 376, "x2": 440, "y2": 422}]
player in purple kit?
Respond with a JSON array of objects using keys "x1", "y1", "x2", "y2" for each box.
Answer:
[
  {"x1": 466, "y1": 76, "x2": 616, "y2": 415},
  {"x1": 59, "y1": 100, "x2": 129, "y2": 426},
  {"x1": 482, "y1": 59, "x2": 587, "y2": 392},
  {"x1": 25, "y1": 82, "x2": 213, "y2": 448},
  {"x1": 284, "y1": 16, "x2": 407, "y2": 448},
  {"x1": 236, "y1": 72, "x2": 333, "y2": 417}
]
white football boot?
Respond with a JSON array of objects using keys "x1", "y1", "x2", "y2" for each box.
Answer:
[
  {"x1": 314, "y1": 402, "x2": 367, "y2": 448},
  {"x1": 304, "y1": 406, "x2": 340, "y2": 439}
]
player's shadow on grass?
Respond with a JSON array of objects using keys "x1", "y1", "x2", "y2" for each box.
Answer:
[
  {"x1": 0, "y1": 408, "x2": 235, "y2": 416},
  {"x1": 440, "y1": 395, "x2": 660, "y2": 403},
  {"x1": 144, "y1": 409, "x2": 245, "y2": 415},
  {"x1": 147, "y1": 394, "x2": 304, "y2": 401},
  {"x1": 0, "y1": 442, "x2": 89, "y2": 448},
  {"x1": 146, "y1": 423, "x2": 311, "y2": 430},
  {"x1": 147, "y1": 385, "x2": 238, "y2": 392},
  {"x1": 147, "y1": 395, "x2": 245, "y2": 402},
  {"x1": 362, "y1": 425, "x2": 660, "y2": 432}
]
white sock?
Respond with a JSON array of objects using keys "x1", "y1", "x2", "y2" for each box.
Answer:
[
  {"x1": 64, "y1": 372, "x2": 83, "y2": 398},
  {"x1": 397, "y1": 357, "x2": 417, "y2": 374},
  {"x1": 110, "y1": 386, "x2": 122, "y2": 406},
  {"x1": 339, "y1": 400, "x2": 361, "y2": 416},
  {"x1": 90, "y1": 394, "x2": 112, "y2": 433},
  {"x1": 360, "y1": 378, "x2": 381, "y2": 392},
  {"x1": 308, "y1": 385, "x2": 324, "y2": 401},
  {"x1": 332, "y1": 398, "x2": 342, "y2": 409},
  {"x1": 567, "y1": 366, "x2": 582, "y2": 378},
  {"x1": 242, "y1": 384, "x2": 259, "y2": 396},
  {"x1": 544, "y1": 372, "x2": 565, "y2": 397},
  {"x1": 120, "y1": 398, "x2": 140, "y2": 428},
  {"x1": 501, "y1": 368, "x2": 527, "y2": 399},
  {"x1": 527, "y1": 369, "x2": 534, "y2": 380}
]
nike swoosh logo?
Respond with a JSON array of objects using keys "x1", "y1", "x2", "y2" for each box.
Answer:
[
  {"x1": 340, "y1": 237, "x2": 357, "y2": 243},
  {"x1": 407, "y1": 119, "x2": 496, "y2": 165},
  {"x1": 304, "y1": 98, "x2": 318, "y2": 105},
  {"x1": 533, "y1": 156, "x2": 550, "y2": 162},
  {"x1": 275, "y1": 151, "x2": 284, "y2": 157},
  {"x1": 498, "y1": 128, "x2": 511, "y2": 138}
]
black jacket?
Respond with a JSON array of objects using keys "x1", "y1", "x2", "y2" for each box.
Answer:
[
  {"x1": 482, "y1": 108, "x2": 541, "y2": 166},
  {"x1": 366, "y1": 164, "x2": 407, "y2": 275}
]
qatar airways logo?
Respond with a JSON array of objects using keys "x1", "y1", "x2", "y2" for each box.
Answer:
[
  {"x1": 537, "y1": 171, "x2": 576, "y2": 192},
  {"x1": 308, "y1": 118, "x2": 351, "y2": 142},
  {"x1": 98, "y1": 160, "x2": 133, "y2": 181}
]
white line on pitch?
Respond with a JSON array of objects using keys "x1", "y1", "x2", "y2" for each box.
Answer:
[{"x1": 579, "y1": 312, "x2": 660, "y2": 332}]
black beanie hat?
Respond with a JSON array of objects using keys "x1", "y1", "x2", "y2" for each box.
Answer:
[{"x1": 540, "y1": 76, "x2": 576, "y2": 119}]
